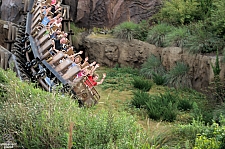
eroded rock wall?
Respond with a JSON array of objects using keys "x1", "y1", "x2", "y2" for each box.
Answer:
[
  {"x1": 1, "y1": 0, "x2": 24, "y2": 23},
  {"x1": 84, "y1": 34, "x2": 225, "y2": 90},
  {"x1": 65, "y1": 0, "x2": 161, "y2": 28}
]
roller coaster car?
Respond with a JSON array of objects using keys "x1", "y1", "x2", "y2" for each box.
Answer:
[
  {"x1": 69, "y1": 77, "x2": 100, "y2": 107},
  {"x1": 26, "y1": 0, "x2": 101, "y2": 107}
]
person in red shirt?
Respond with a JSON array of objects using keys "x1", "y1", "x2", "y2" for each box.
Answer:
[{"x1": 85, "y1": 64, "x2": 106, "y2": 88}]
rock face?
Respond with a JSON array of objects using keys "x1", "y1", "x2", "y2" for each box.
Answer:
[
  {"x1": 0, "y1": 0, "x2": 24, "y2": 23},
  {"x1": 65, "y1": 0, "x2": 161, "y2": 28},
  {"x1": 84, "y1": 34, "x2": 225, "y2": 90},
  {"x1": 1, "y1": 0, "x2": 161, "y2": 28}
]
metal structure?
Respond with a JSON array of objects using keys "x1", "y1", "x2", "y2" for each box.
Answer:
[{"x1": 4, "y1": 0, "x2": 100, "y2": 107}]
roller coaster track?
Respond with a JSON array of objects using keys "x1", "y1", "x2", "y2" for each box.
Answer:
[{"x1": 7, "y1": 0, "x2": 100, "y2": 107}]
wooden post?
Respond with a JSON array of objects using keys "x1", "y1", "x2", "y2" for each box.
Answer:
[
  {"x1": 4, "y1": 52, "x2": 9, "y2": 70},
  {"x1": 1, "y1": 52, "x2": 5, "y2": 69},
  {"x1": 7, "y1": 23, "x2": 12, "y2": 51},
  {"x1": 68, "y1": 122, "x2": 74, "y2": 149}
]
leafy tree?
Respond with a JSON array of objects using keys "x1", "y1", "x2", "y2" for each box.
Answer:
[
  {"x1": 185, "y1": 22, "x2": 222, "y2": 53},
  {"x1": 156, "y1": 0, "x2": 199, "y2": 25},
  {"x1": 207, "y1": 0, "x2": 225, "y2": 38}
]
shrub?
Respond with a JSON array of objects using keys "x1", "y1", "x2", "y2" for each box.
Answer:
[
  {"x1": 166, "y1": 62, "x2": 192, "y2": 89},
  {"x1": 140, "y1": 54, "x2": 165, "y2": 79},
  {"x1": 113, "y1": 21, "x2": 138, "y2": 41},
  {"x1": 178, "y1": 99, "x2": 193, "y2": 111},
  {"x1": 174, "y1": 118, "x2": 206, "y2": 147},
  {"x1": 132, "y1": 76, "x2": 153, "y2": 92},
  {"x1": 152, "y1": 72, "x2": 167, "y2": 86},
  {"x1": 145, "y1": 92, "x2": 179, "y2": 122},
  {"x1": 133, "y1": 20, "x2": 150, "y2": 41},
  {"x1": 193, "y1": 122, "x2": 225, "y2": 149},
  {"x1": 165, "y1": 26, "x2": 190, "y2": 48},
  {"x1": 146, "y1": 23, "x2": 174, "y2": 47},
  {"x1": 208, "y1": 0, "x2": 225, "y2": 37},
  {"x1": 155, "y1": 0, "x2": 199, "y2": 25},
  {"x1": 131, "y1": 90, "x2": 150, "y2": 108},
  {"x1": 185, "y1": 22, "x2": 223, "y2": 53}
]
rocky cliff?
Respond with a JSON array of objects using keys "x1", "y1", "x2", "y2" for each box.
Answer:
[
  {"x1": 0, "y1": 0, "x2": 25, "y2": 23},
  {"x1": 84, "y1": 34, "x2": 225, "y2": 90},
  {"x1": 0, "y1": 0, "x2": 161, "y2": 28},
  {"x1": 69, "y1": 0, "x2": 161, "y2": 28}
]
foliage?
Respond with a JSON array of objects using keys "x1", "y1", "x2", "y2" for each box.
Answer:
[
  {"x1": 152, "y1": 72, "x2": 167, "y2": 86},
  {"x1": 207, "y1": 50, "x2": 225, "y2": 104},
  {"x1": 178, "y1": 99, "x2": 193, "y2": 111},
  {"x1": 113, "y1": 21, "x2": 138, "y2": 41},
  {"x1": 155, "y1": 0, "x2": 199, "y2": 25},
  {"x1": 166, "y1": 62, "x2": 192, "y2": 89},
  {"x1": 0, "y1": 69, "x2": 149, "y2": 148},
  {"x1": 132, "y1": 76, "x2": 153, "y2": 92},
  {"x1": 185, "y1": 22, "x2": 222, "y2": 53},
  {"x1": 131, "y1": 90, "x2": 150, "y2": 109},
  {"x1": 100, "y1": 66, "x2": 138, "y2": 91},
  {"x1": 211, "y1": 50, "x2": 221, "y2": 76},
  {"x1": 70, "y1": 22, "x2": 84, "y2": 49},
  {"x1": 133, "y1": 20, "x2": 150, "y2": 41},
  {"x1": 0, "y1": 69, "x2": 8, "y2": 107},
  {"x1": 145, "y1": 92, "x2": 179, "y2": 122},
  {"x1": 174, "y1": 118, "x2": 207, "y2": 147},
  {"x1": 193, "y1": 122, "x2": 225, "y2": 149},
  {"x1": 146, "y1": 23, "x2": 174, "y2": 47},
  {"x1": 165, "y1": 26, "x2": 190, "y2": 48},
  {"x1": 140, "y1": 54, "x2": 165, "y2": 79},
  {"x1": 196, "y1": 0, "x2": 213, "y2": 19},
  {"x1": 72, "y1": 110, "x2": 147, "y2": 149},
  {"x1": 207, "y1": 0, "x2": 225, "y2": 37}
]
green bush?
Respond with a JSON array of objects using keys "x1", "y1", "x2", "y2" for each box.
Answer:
[
  {"x1": 193, "y1": 122, "x2": 225, "y2": 149},
  {"x1": 155, "y1": 0, "x2": 199, "y2": 25},
  {"x1": 178, "y1": 99, "x2": 193, "y2": 111},
  {"x1": 166, "y1": 62, "x2": 192, "y2": 89},
  {"x1": 131, "y1": 90, "x2": 150, "y2": 108},
  {"x1": 133, "y1": 20, "x2": 150, "y2": 41},
  {"x1": 113, "y1": 21, "x2": 138, "y2": 41},
  {"x1": 208, "y1": 0, "x2": 225, "y2": 37},
  {"x1": 132, "y1": 76, "x2": 153, "y2": 92},
  {"x1": 147, "y1": 23, "x2": 174, "y2": 47},
  {"x1": 140, "y1": 54, "x2": 165, "y2": 79},
  {"x1": 152, "y1": 72, "x2": 167, "y2": 85},
  {"x1": 185, "y1": 22, "x2": 222, "y2": 53},
  {"x1": 145, "y1": 92, "x2": 179, "y2": 122},
  {"x1": 174, "y1": 118, "x2": 206, "y2": 147},
  {"x1": 165, "y1": 26, "x2": 190, "y2": 48}
]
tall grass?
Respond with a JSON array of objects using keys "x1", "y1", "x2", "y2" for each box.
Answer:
[
  {"x1": 0, "y1": 68, "x2": 149, "y2": 148},
  {"x1": 166, "y1": 62, "x2": 192, "y2": 89},
  {"x1": 113, "y1": 21, "x2": 138, "y2": 41},
  {"x1": 147, "y1": 23, "x2": 174, "y2": 47}
]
